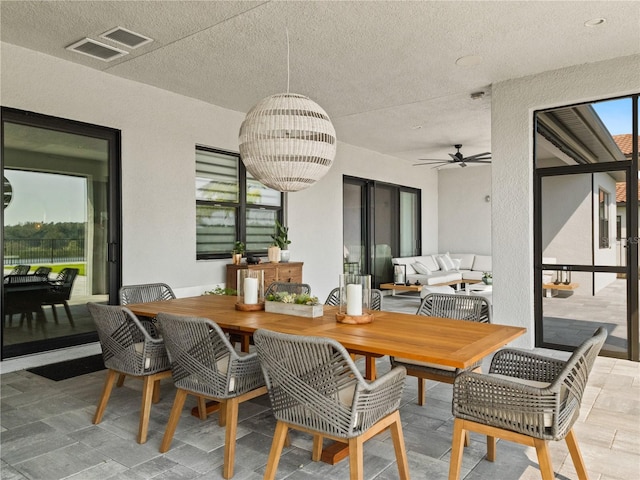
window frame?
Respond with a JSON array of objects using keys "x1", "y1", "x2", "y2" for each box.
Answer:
[{"x1": 196, "y1": 145, "x2": 283, "y2": 260}]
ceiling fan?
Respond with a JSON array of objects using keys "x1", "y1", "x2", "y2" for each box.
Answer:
[{"x1": 413, "y1": 144, "x2": 492, "y2": 168}]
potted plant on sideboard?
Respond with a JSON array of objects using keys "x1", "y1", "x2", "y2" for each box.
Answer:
[
  {"x1": 270, "y1": 220, "x2": 291, "y2": 263},
  {"x1": 232, "y1": 241, "x2": 245, "y2": 265}
]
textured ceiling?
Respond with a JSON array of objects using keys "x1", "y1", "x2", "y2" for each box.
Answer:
[{"x1": 1, "y1": 1, "x2": 638, "y2": 165}]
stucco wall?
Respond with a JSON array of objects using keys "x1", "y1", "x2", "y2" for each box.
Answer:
[
  {"x1": 438, "y1": 165, "x2": 491, "y2": 254},
  {"x1": 0, "y1": 43, "x2": 437, "y2": 304},
  {"x1": 491, "y1": 54, "x2": 640, "y2": 348}
]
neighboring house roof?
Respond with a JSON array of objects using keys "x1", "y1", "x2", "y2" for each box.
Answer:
[
  {"x1": 614, "y1": 135, "x2": 639, "y2": 205},
  {"x1": 613, "y1": 134, "x2": 638, "y2": 157}
]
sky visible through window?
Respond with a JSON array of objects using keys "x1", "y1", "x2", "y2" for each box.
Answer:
[
  {"x1": 593, "y1": 97, "x2": 632, "y2": 136},
  {"x1": 3, "y1": 170, "x2": 87, "y2": 225}
]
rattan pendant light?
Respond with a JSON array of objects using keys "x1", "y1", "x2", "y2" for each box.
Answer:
[{"x1": 238, "y1": 32, "x2": 336, "y2": 192}]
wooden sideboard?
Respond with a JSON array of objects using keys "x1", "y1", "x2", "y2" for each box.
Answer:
[{"x1": 226, "y1": 262, "x2": 303, "y2": 291}]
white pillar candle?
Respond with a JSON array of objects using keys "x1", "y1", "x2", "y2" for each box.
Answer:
[
  {"x1": 244, "y1": 277, "x2": 258, "y2": 305},
  {"x1": 346, "y1": 284, "x2": 363, "y2": 316}
]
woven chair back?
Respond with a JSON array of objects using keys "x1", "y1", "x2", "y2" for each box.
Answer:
[
  {"x1": 417, "y1": 293, "x2": 490, "y2": 323},
  {"x1": 254, "y1": 329, "x2": 369, "y2": 437},
  {"x1": 264, "y1": 282, "x2": 311, "y2": 297},
  {"x1": 119, "y1": 283, "x2": 176, "y2": 305},
  {"x1": 8, "y1": 265, "x2": 30, "y2": 275},
  {"x1": 88, "y1": 302, "x2": 169, "y2": 375},
  {"x1": 324, "y1": 287, "x2": 382, "y2": 310},
  {"x1": 157, "y1": 313, "x2": 265, "y2": 399}
]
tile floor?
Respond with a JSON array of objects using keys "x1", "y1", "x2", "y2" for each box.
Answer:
[{"x1": 1, "y1": 339, "x2": 639, "y2": 480}]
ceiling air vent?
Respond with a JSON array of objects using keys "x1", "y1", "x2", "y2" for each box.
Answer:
[
  {"x1": 66, "y1": 38, "x2": 128, "y2": 62},
  {"x1": 100, "y1": 27, "x2": 153, "y2": 49}
]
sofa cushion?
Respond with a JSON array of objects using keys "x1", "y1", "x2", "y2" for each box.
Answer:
[
  {"x1": 462, "y1": 270, "x2": 484, "y2": 281},
  {"x1": 450, "y1": 253, "x2": 475, "y2": 271},
  {"x1": 472, "y1": 255, "x2": 492, "y2": 272},
  {"x1": 412, "y1": 261, "x2": 432, "y2": 275},
  {"x1": 435, "y1": 253, "x2": 456, "y2": 271},
  {"x1": 419, "y1": 255, "x2": 440, "y2": 272}
]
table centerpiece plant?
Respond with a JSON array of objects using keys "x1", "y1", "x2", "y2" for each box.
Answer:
[
  {"x1": 264, "y1": 291, "x2": 323, "y2": 318},
  {"x1": 482, "y1": 272, "x2": 493, "y2": 285}
]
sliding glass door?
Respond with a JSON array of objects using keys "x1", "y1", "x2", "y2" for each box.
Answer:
[
  {"x1": 343, "y1": 176, "x2": 420, "y2": 286},
  {"x1": 1, "y1": 108, "x2": 121, "y2": 359}
]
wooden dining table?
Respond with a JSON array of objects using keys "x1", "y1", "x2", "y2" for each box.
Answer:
[{"x1": 127, "y1": 293, "x2": 525, "y2": 463}]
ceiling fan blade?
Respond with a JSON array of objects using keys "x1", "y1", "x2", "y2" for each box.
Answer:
[
  {"x1": 464, "y1": 152, "x2": 492, "y2": 160},
  {"x1": 413, "y1": 160, "x2": 449, "y2": 166},
  {"x1": 466, "y1": 159, "x2": 492, "y2": 164}
]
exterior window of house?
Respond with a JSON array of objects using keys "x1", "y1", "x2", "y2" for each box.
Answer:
[
  {"x1": 196, "y1": 146, "x2": 282, "y2": 259},
  {"x1": 599, "y1": 188, "x2": 610, "y2": 249}
]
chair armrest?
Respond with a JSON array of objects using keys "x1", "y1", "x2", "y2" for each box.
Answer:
[
  {"x1": 453, "y1": 371, "x2": 561, "y2": 439},
  {"x1": 490, "y1": 348, "x2": 566, "y2": 383},
  {"x1": 352, "y1": 366, "x2": 406, "y2": 427}
]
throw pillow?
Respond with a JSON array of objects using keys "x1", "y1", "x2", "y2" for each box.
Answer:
[
  {"x1": 412, "y1": 262, "x2": 431, "y2": 275},
  {"x1": 451, "y1": 258, "x2": 461, "y2": 270},
  {"x1": 436, "y1": 253, "x2": 455, "y2": 271}
]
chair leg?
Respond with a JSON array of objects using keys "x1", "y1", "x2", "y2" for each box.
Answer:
[
  {"x1": 152, "y1": 378, "x2": 162, "y2": 403},
  {"x1": 312, "y1": 435, "x2": 323, "y2": 461},
  {"x1": 63, "y1": 301, "x2": 75, "y2": 327},
  {"x1": 264, "y1": 421, "x2": 289, "y2": 480},
  {"x1": 51, "y1": 305, "x2": 59, "y2": 324},
  {"x1": 348, "y1": 435, "x2": 365, "y2": 480},
  {"x1": 116, "y1": 374, "x2": 126, "y2": 387},
  {"x1": 565, "y1": 429, "x2": 589, "y2": 480},
  {"x1": 219, "y1": 400, "x2": 227, "y2": 426},
  {"x1": 223, "y1": 398, "x2": 239, "y2": 479},
  {"x1": 197, "y1": 396, "x2": 208, "y2": 420},
  {"x1": 486, "y1": 435, "x2": 496, "y2": 461},
  {"x1": 93, "y1": 369, "x2": 118, "y2": 424},
  {"x1": 137, "y1": 375, "x2": 156, "y2": 444},
  {"x1": 448, "y1": 418, "x2": 466, "y2": 480},
  {"x1": 389, "y1": 411, "x2": 410, "y2": 479},
  {"x1": 533, "y1": 438, "x2": 554, "y2": 480},
  {"x1": 160, "y1": 388, "x2": 188, "y2": 453},
  {"x1": 418, "y1": 377, "x2": 426, "y2": 406}
]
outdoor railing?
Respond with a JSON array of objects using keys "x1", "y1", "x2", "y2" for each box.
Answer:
[{"x1": 3, "y1": 238, "x2": 85, "y2": 265}]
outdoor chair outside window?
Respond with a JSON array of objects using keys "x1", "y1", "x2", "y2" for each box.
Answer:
[
  {"x1": 157, "y1": 313, "x2": 267, "y2": 479},
  {"x1": 254, "y1": 328, "x2": 410, "y2": 480},
  {"x1": 88, "y1": 302, "x2": 172, "y2": 444},
  {"x1": 31, "y1": 266, "x2": 52, "y2": 278},
  {"x1": 324, "y1": 287, "x2": 383, "y2": 310},
  {"x1": 448, "y1": 327, "x2": 607, "y2": 480},
  {"x1": 42, "y1": 267, "x2": 79, "y2": 326},
  {"x1": 391, "y1": 292, "x2": 491, "y2": 406},
  {"x1": 264, "y1": 281, "x2": 311, "y2": 297},
  {"x1": 7, "y1": 264, "x2": 30, "y2": 275}
]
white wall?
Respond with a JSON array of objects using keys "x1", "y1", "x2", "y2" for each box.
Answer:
[
  {"x1": 0, "y1": 43, "x2": 437, "y2": 304},
  {"x1": 438, "y1": 165, "x2": 491, "y2": 254},
  {"x1": 492, "y1": 54, "x2": 640, "y2": 348}
]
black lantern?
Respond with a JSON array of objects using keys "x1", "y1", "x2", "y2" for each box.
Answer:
[{"x1": 393, "y1": 264, "x2": 406, "y2": 285}]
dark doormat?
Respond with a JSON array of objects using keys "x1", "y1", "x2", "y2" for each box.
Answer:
[{"x1": 27, "y1": 354, "x2": 105, "y2": 381}]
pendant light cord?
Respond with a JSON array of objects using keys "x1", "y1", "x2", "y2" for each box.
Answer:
[{"x1": 286, "y1": 28, "x2": 290, "y2": 94}]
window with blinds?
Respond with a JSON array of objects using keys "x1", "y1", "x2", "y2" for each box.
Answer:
[{"x1": 196, "y1": 147, "x2": 282, "y2": 259}]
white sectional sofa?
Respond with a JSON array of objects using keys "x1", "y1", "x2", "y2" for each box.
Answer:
[{"x1": 391, "y1": 252, "x2": 492, "y2": 287}]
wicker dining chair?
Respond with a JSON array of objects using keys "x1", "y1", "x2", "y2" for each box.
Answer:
[
  {"x1": 157, "y1": 313, "x2": 266, "y2": 479},
  {"x1": 254, "y1": 329, "x2": 409, "y2": 480},
  {"x1": 7, "y1": 264, "x2": 30, "y2": 275},
  {"x1": 88, "y1": 302, "x2": 172, "y2": 444},
  {"x1": 264, "y1": 281, "x2": 311, "y2": 297},
  {"x1": 324, "y1": 287, "x2": 383, "y2": 310},
  {"x1": 119, "y1": 282, "x2": 176, "y2": 305},
  {"x1": 391, "y1": 292, "x2": 491, "y2": 406},
  {"x1": 32, "y1": 266, "x2": 52, "y2": 278},
  {"x1": 42, "y1": 267, "x2": 79, "y2": 326},
  {"x1": 449, "y1": 327, "x2": 607, "y2": 480}
]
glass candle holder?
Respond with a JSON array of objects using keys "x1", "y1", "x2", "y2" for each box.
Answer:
[
  {"x1": 339, "y1": 274, "x2": 371, "y2": 316},
  {"x1": 237, "y1": 269, "x2": 264, "y2": 305}
]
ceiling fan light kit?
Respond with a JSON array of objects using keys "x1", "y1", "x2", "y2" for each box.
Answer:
[{"x1": 414, "y1": 144, "x2": 492, "y2": 168}]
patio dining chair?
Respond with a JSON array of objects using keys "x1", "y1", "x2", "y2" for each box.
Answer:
[
  {"x1": 391, "y1": 292, "x2": 491, "y2": 406},
  {"x1": 264, "y1": 281, "x2": 311, "y2": 297},
  {"x1": 449, "y1": 327, "x2": 607, "y2": 480},
  {"x1": 88, "y1": 302, "x2": 172, "y2": 444},
  {"x1": 157, "y1": 313, "x2": 267, "y2": 479},
  {"x1": 7, "y1": 264, "x2": 30, "y2": 275},
  {"x1": 254, "y1": 328, "x2": 409, "y2": 480},
  {"x1": 324, "y1": 287, "x2": 383, "y2": 310},
  {"x1": 42, "y1": 267, "x2": 79, "y2": 326},
  {"x1": 119, "y1": 282, "x2": 176, "y2": 305}
]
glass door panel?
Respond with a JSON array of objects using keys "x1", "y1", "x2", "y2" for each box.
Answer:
[
  {"x1": 343, "y1": 180, "x2": 365, "y2": 275},
  {"x1": 2, "y1": 112, "x2": 116, "y2": 358}
]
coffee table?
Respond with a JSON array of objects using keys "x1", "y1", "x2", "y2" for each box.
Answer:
[
  {"x1": 465, "y1": 282, "x2": 492, "y2": 294},
  {"x1": 379, "y1": 282, "x2": 422, "y2": 296}
]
